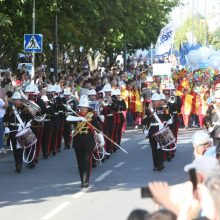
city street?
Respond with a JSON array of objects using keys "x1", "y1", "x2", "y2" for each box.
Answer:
[{"x1": 0, "y1": 128, "x2": 197, "y2": 220}]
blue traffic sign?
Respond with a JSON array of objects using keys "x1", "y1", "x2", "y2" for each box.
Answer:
[{"x1": 24, "y1": 34, "x2": 43, "y2": 53}]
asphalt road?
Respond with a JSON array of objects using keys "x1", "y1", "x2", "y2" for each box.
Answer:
[{"x1": 0, "y1": 128, "x2": 198, "y2": 220}]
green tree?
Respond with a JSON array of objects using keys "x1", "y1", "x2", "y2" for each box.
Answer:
[
  {"x1": 174, "y1": 16, "x2": 210, "y2": 49},
  {"x1": 210, "y1": 27, "x2": 220, "y2": 49},
  {"x1": 0, "y1": 0, "x2": 178, "y2": 71}
]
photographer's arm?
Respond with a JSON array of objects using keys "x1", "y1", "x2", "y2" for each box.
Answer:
[{"x1": 148, "y1": 181, "x2": 179, "y2": 215}]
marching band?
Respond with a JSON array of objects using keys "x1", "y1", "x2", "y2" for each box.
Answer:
[{"x1": 4, "y1": 76, "x2": 220, "y2": 183}]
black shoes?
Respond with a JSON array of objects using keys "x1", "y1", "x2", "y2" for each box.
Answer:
[
  {"x1": 92, "y1": 163, "x2": 97, "y2": 168},
  {"x1": 153, "y1": 165, "x2": 165, "y2": 172},
  {"x1": 15, "y1": 165, "x2": 22, "y2": 173},
  {"x1": 81, "y1": 183, "x2": 89, "y2": 188},
  {"x1": 166, "y1": 155, "x2": 172, "y2": 162},
  {"x1": 64, "y1": 145, "x2": 70, "y2": 149}
]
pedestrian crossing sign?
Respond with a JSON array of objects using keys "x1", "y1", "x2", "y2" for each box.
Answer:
[{"x1": 24, "y1": 34, "x2": 43, "y2": 53}]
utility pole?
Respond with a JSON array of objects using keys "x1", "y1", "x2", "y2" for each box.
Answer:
[
  {"x1": 204, "y1": 0, "x2": 207, "y2": 46},
  {"x1": 53, "y1": 13, "x2": 58, "y2": 81},
  {"x1": 32, "y1": 0, "x2": 35, "y2": 78},
  {"x1": 123, "y1": 40, "x2": 127, "y2": 72}
]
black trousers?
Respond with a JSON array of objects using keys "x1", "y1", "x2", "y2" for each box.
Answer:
[
  {"x1": 149, "y1": 136, "x2": 164, "y2": 168},
  {"x1": 104, "y1": 116, "x2": 114, "y2": 153},
  {"x1": 116, "y1": 113, "x2": 125, "y2": 145},
  {"x1": 9, "y1": 129, "x2": 23, "y2": 168},
  {"x1": 63, "y1": 121, "x2": 71, "y2": 147},
  {"x1": 41, "y1": 122, "x2": 52, "y2": 157},
  {"x1": 73, "y1": 133, "x2": 95, "y2": 185}
]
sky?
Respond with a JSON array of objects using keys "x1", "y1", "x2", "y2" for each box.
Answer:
[{"x1": 170, "y1": 0, "x2": 220, "y2": 28}]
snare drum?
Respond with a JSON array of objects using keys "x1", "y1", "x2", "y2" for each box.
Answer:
[
  {"x1": 153, "y1": 127, "x2": 176, "y2": 150},
  {"x1": 16, "y1": 128, "x2": 37, "y2": 148}
]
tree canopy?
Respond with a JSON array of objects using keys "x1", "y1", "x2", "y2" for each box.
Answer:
[{"x1": 0, "y1": 0, "x2": 178, "y2": 70}]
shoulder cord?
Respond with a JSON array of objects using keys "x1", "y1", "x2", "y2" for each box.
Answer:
[{"x1": 72, "y1": 113, "x2": 93, "y2": 137}]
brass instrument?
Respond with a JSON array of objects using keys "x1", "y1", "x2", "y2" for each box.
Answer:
[
  {"x1": 168, "y1": 96, "x2": 176, "y2": 104},
  {"x1": 101, "y1": 97, "x2": 112, "y2": 106},
  {"x1": 19, "y1": 89, "x2": 46, "y2": 122}
]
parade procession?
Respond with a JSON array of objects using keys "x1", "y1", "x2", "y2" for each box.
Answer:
[{"x1": 1, "y1": 1, "x2": 220, "y2": 220}]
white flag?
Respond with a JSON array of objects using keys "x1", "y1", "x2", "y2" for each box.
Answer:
[{"x1": 155, "y1": 23, "x2": 175, "y2": 55}]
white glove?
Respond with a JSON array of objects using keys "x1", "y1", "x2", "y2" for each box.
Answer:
[
  {"x1": 78, "y1": 116, "x2": 87, "y2": 122},
  {"x1": 167, "y1": 118, "x2": 173, "y2": 125},
  {"x1": 26, "y1": 121, "x2": 32, "y2": 128},
  {"x1": 4, "y1": 127, "x2": 10, "y2": 134},
  {"x1": 18, "y1": 125, "x2": 23, "y2": 132},
  {"x1": 66, "y1": 115, "x2": 87, "y2": 122},
  {"x1": 66, "y1": 104, "x2": 72, "y2": 111},
  {"x1": 99, "y1": 115, "x2": 105, "y2": 122},
  {"x1": 144, "y1": 130, "x2": 149, "y2": 137},
  {"x1": 208, "y1": 127, "x2": 214, "y2": 133},
  {"x1": 159, "y1": 124, "x2": 164, "y2": 131},
  {"x1": 97, "y1": 132, "x2": 105, "y2": 146}
]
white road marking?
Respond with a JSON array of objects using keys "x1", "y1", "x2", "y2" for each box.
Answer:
[
  {"x1": 95, "y1": 170, "x2": 113, "y2": 182},
  {"x1": 177, "y1": 140, "x2": 191, "y2": 144},
  {"x1": 71, "y1": 186, "x2": 91, "y2": 198},
  {"x1": 141, "y1": 145, "x2": 148, "y2": 149},
  {"x1": 137, "y1": 139, "x2": 148, "y2": 145},
  {"x1": 114, "y1": 162, "x2": 125, "y2": 168},
  {"x1": 71, "y1": 191, "x2": 85, "y2": 199},
  {"x1": 121, "y1": 138, "x2": 130, "y2": 144},
  {"x1": 41, "y1": 202, "x2": 70, "y2": 220}
]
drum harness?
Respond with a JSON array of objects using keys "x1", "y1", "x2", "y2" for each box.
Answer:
[{"x1": 11, "y1": 105, "x2": 36, "y2": 163}]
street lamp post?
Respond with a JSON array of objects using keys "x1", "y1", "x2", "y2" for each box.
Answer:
[
  {"x1": 53, "y1": 13, "x2": 58, "y2": 80},
  {"x1": 32, "y1": 0, "x2": 35, "y2": 77}
]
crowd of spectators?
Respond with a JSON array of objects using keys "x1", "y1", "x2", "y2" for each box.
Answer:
[{"x1": 126, "y1": 130, "x2": 220, "y2": 220}]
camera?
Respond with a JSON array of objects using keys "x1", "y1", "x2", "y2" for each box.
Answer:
[
  {"x1": 188, "y1": 168, "x2": 197, "y2": 192},
  {"x1": 141, "y1": 186, "x2": 152, "y2": 198}
]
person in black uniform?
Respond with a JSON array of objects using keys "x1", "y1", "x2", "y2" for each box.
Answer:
[
  {"x1": 62, "y1": 89, "x2": 77, "y2": 149},
  {"x1": 4, "y1": 91, "x2": 32, "y2": 173},
  {"x1": 41, "y1": 94, "x2": 55, "y2": 159},
  {"x1": 142, "y1": 93, "x2": 164, "y2": 171},
  {"x1": 101, "y1": 84, "x2": 115, "y2": 156},
  {"x1": 67, "y1": 95, "x2": 103, "y2": 188},
  {"x1": 114, "y1": 89, "x2": 126, "y2": 146}
]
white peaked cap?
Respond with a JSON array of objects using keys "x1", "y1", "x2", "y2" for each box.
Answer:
[
  {"x1": 103, "y1": 84, "x2": 112, "y2": 92},
  {"x1": 63, "y1": 89, "x2": 72, "y2": 96},
  {"x1": 115, "y1": 89, "x2": 121, "y2": 96},
  {"x1": 151, "y1": 93, "x2": 161, "y2": 101},
  {"x1": 87, "y1": 89, "x2": 97, "y2": 96},
  {"x1": 54, "y1": 85, "x2": 62, "y2": 93},
  {"x1": 47, "y1": 85, "x2": 56, "y2": 93},
  {"x1": 166, "y1": 83, "x2": 175, "y2": 90},
  {"x1": 111, "y1": 89, "x2": 117, "y2": 96},
  {"x1": 78, "y1": 95, "x2": 90, "y2": 108},
  {"x1": 41, "y1": 95, "x2": 49, "y2": 102},
  {"x1": 160, "y1": 93, "x2": 166, "y2": 100},
  {"x1": 12, "y1": 92, "x2": 22, "y2": 100},
  {"x1": 25, "y1": 85, "x2": 36, "y2": 93}
]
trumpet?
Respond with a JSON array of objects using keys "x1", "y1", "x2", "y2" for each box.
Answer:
[
  {"x1": 101, "y1": 97, "x2": 112, "y2": 106},
  {"x1": 168, "y1": 96, "x2": 176, "y2": 104}
]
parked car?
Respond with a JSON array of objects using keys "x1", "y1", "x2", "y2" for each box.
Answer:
[{"x1": 17, "y1": 63, "x2": 34, "y2": 77}]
